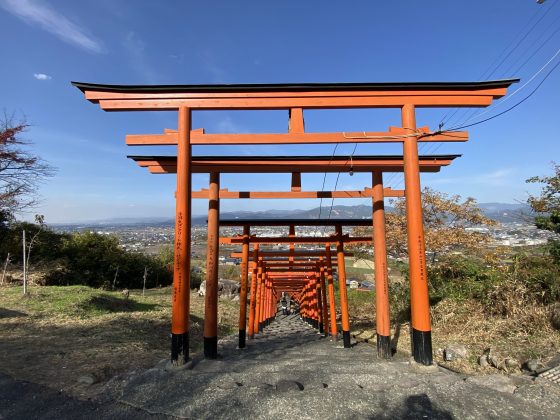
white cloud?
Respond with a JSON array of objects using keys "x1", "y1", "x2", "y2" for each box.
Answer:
[
  {"x1": 216, "y1": 116, "x2": 245, "y2": 133},
  {"x1": 201, "y1": 50, "x2": 229, "y2": 83},
  {"x1": 33, "y1": 73, "x2": 51, "y2": 80},
  {"x1": 430, "y1": 168, "x2": 515, "y2": 187},
  {"x1": 1, "y1": 0, "x2": 102, "y2": 53},
  {"x1": 122, "y1": 31, "x2": 158, "y2": 83}
]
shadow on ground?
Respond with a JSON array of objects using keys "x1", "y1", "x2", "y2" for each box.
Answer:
[
  {"x1": 0, "y1": 308, "x2": 28, "y2": 319},
  {"x1": 80, "y1": 295, "x2": 159, "y2": 313}
]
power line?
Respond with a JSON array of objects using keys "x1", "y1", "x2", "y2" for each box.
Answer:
[
  {"x1": 454, "y1": 43, "x2": 560, "y2": 128},
  {"x1": 485, "y1": 1, "x2": 554, "y2": 80},
  {"x1": 317, "y1": 143, "x2": 339, "y2": 219},
  {"x1": 440, "y1": 0, "x2": 557, "y2": 129},
  {"x1": 507, "y1": 24, "x2": 560, "y2": 77},
  {"x1": 326, "y1": 143, "x2": 358, "y2": 219},
  {"x1": 446, "y1": 55, "x2": 560, "y2": 132}
]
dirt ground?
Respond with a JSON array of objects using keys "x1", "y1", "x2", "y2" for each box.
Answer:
[{"x1": 0, "y1": 285, "x2": 239, "y2": 398}]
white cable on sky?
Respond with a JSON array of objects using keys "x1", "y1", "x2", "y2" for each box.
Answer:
[
  {"x1": 440, "y1": 0, "x2": 557, "y2": 129},
  {"x1": 447, "y1": 45, "x2": 560, "y2": 130}
]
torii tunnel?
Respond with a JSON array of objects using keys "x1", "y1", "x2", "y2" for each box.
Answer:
[{"x1": 73, "y1": 79, "x2": 517, "y2": 366}]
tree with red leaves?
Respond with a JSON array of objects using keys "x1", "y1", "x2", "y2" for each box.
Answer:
[{"x1": 0, "y1": 117, "x2": 54, "y2": 222}]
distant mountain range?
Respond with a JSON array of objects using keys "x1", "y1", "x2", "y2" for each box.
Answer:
[
  {"x1": 476, "y1": 203, "x2": 532, "y2": 223},
  {"x1": 53, "y1": 203, "x2": 532, "y2": 227}
]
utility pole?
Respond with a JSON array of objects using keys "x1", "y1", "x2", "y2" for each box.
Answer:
[
  {"x1": 22, "y1": 230, "x2": 27, "y2": 295},
  {"x1": 142, "y1": 266, "x2": 148, "y2": 297},
  {"x1": 1, "y1": 253, "x2": 10, "y2": 285}
]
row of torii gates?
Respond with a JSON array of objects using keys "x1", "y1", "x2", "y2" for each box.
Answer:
[{"x1": 74, "y1": 79, "x2": 517, "y2": 366}]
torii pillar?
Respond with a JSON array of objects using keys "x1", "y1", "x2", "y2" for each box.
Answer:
[
  {"x1": 325, "y1": 244, "x2": 338, "y2": 339},
  {"x1": 402, "y1": 104, "x2": 432, "y2": 365},
  {"x1": 203, "y1": 172, "x2": 220, "y2": 359},
  {"x1": 171, "y1": 107, "x2": 192, "y2": 366},
  {"x1": 372, "y1": 171, "x2": 391, "y2": 358},
  {"x1": 335, "y1": 226, "x2": 351, "y2": 348},
  {"x1": 247, "y1": 244, "x2": 259, "y2": 339},
  {"x1": 238, "y1": 226, "x2": 250, "y2": 348}
]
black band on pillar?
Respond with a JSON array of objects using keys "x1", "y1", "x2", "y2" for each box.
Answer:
[
  {"x1": 342, "y1": 330, "x2": 351, "y2": 348},
  {"x1": 171, "y1": 332, "x2": 189, "y2": 364},
  {"x1": 412, "y1": 328, "x2": 433, "y2": 365},
  {"x1": 204, "y1": 336, "x2": 218, "y2": 359},
  {"x1": 238, "y1": 329, "x2": 246, "y2": 348},
  {"x1": 377, "y1": 334, "x2": 391, "y2": 358}
]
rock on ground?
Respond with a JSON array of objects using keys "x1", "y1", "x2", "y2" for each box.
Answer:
[
  {"x1": 444, "y1": 344, "x2": 468, "y2": 361},
  {"x1": 198, "y1": 279, "x2": 240, "y2": 298},
  {"x1": 551, "y1": 303, "x2": 560, "y2": 330}
]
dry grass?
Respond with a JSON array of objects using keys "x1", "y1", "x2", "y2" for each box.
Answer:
[
  {"x1": 430, "y1": 299, "x2": 560, "y2": 373},
  {"x1": 0, "y1": 285, "x2": 239, "y2": 397},
  {"x1": 348, "y1": 295, "x2": 560, "y2": 374}
]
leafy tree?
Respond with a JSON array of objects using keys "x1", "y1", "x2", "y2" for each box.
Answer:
[
  {"x1": 0, "y1": 219, "x2": 66, "y2": 264},
  {"x1": 353, "y1": 187, "x2": 496, "y2": 262},
  {"x1": 49, "y1": 232, "x2": 171, "y2": 289},
  {"x1": 157, "y1": 244, "x2": 203, "y2": 289},
  {"x1": 526, "y1": 163, "x2": 560, "y2": 233},
  {"x1": 527, "y1": 163, "x2": 560, "y2": 262},
  {"x1": 0, "y1": 117, "x2": 54, "y2": 216}
]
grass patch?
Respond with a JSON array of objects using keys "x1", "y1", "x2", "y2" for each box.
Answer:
[
  {"x1": 0, "y1": 284, "x2": 239, "y2": 397},
  {"x1": 0, "y1": 285, "x2": 161, "y2": 318}
]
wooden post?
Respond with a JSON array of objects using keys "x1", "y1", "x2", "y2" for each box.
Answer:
[
  {"x1": 316, "y1": 273, "x2": 323, "y2": 332},
  {"x1": 248, "y1": 244, "x2": 259, "y2": 339},
  {"x1": 307, "y1": 280, "x2": 312, "y2": 324},
  {"x1": 313, "y1": 275, "x2": 320, "y2": 329},
  {"x1": 264, "y1": 277, "x2": 270, "y2": 327},
  {"x1": 238, "y1": 226, "x2": 250, "y2": 348},
  {"x1": 402, "y1": 104, "x2": 432, "y2": 365},
  {"x1": 257, "y1": 269, "x2": 265, "y2": 332},
  {"x1": 112, "y1": 266, "x2": 119, "y2": 290},
  {"x1": 1, "y1": 252, "x2": 10, "y2": 285},
  {"x1": 336, "y1": 226, "x2": 351, "y2": 348},
  {"x1": 302, "y1": 281, "x2": 307, "y2": 322},
  {"x1": 203, "y1": 172, "x2": 220, "y2": 359},
  {"x1": 319, "y1": 260, "x2": 329, "y2": 337},
  {"x1": 254, "y1": 264, "x2": 262, "y2": 333},
  {"x1": 325, "y1": 244, "x2": 338, "y2": 339},
  {"x1": 372, "y1": 171, "x2": 391, "y2": 358},
  {"x1": 171, "y1": 106, "x2": 192, "y2": 366},
  {"x1": 22, "y1": 230, "x2": 27, "y2": 295},
  {"x1": 142, "y1": 266, "x2": 148, "y2": 298}
]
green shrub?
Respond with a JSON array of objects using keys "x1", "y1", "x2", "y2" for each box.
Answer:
[
  {"x1": 427, "y1": 255, "x2": 497, "y2": 302},
  {"x1": 425, "y1": 253, "x2": 559, "y2": 317}
]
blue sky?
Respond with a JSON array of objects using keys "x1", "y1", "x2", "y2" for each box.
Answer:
[{"x1": 1, "y1": 0, "x2": 559, "y2": 223}]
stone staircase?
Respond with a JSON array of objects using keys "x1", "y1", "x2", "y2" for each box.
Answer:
[{"x1": 106, "y1": 314, "x2": 560, "y2": 419}]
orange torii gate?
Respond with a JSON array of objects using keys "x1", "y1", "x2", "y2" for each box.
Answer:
[
  {"x1": 233, "y1": 248, "x2": 345, "y2": 342},
  {"x1": 130, "y1": 154, "x2": 455, "y2": 357},
  {"x1": 256, "y1": 253, "x2": 336, "y2": 337},
  {"x1": 73, "y1": 79, "x2": 517, "y2": 366},
  {"x1": 219, "y1": 218, "x2": 373, "y2": 350}
]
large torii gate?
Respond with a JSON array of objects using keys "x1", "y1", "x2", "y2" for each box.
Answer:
[
  {"x1": 73, "y1": 79, "x2": 517, "y2": 366},
  {"x1": 130, "y1": 155, "x2": 456, "y2": 358}
]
